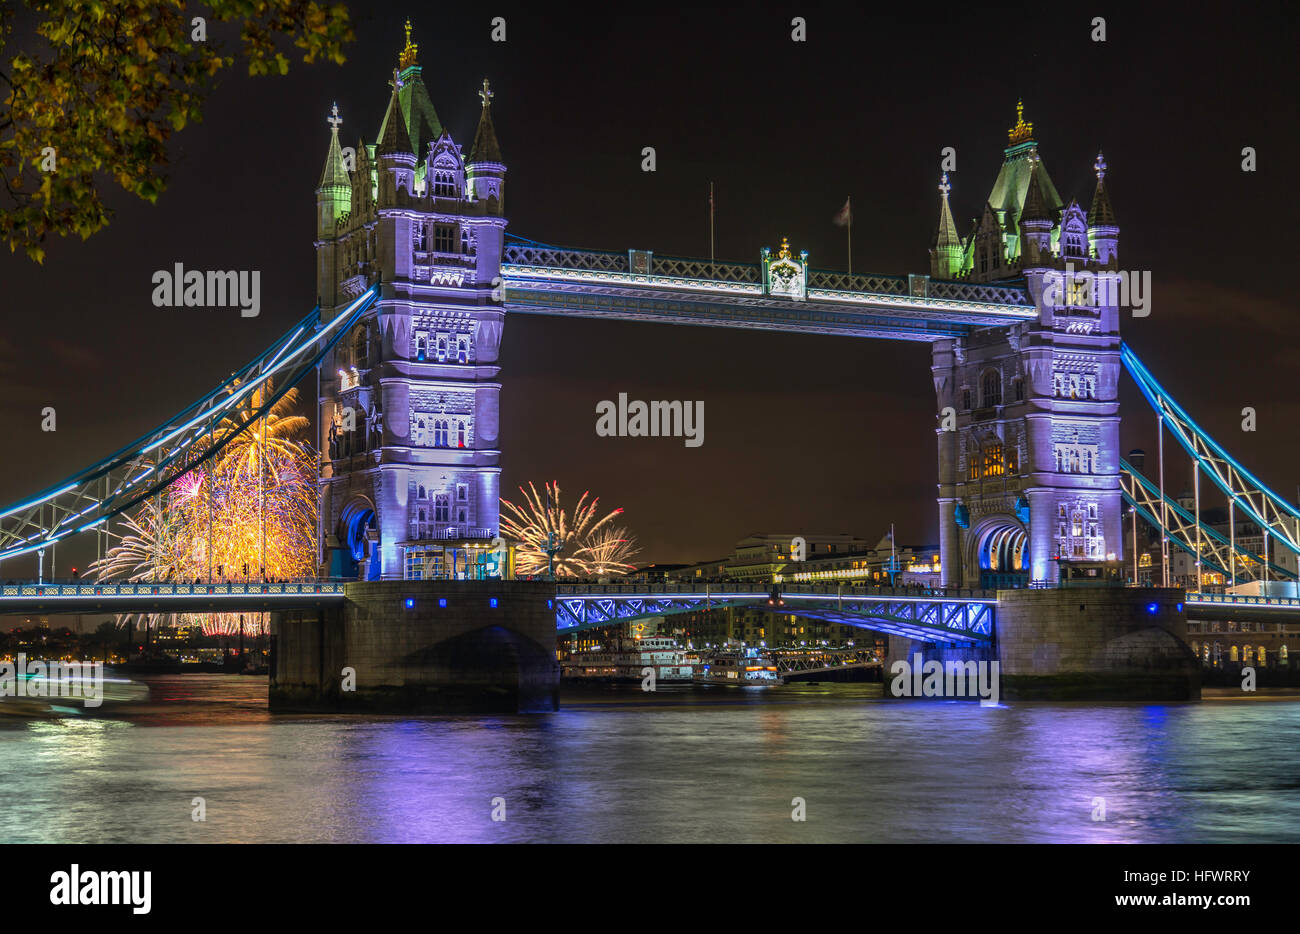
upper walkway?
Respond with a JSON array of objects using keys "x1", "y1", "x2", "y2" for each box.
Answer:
[{"x1": 500, "y1": 242, "x2": 1036, "y2": 342}]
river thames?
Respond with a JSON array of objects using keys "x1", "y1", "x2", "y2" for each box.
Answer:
[{"x1": 2, "y1": 675, "x2": 1297, "y2": 844}]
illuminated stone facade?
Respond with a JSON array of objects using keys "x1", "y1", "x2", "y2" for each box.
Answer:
[
  {"x1": 931, "y1": 105, "x2": 1122, "y2": 587},
  {"x1": 314, "y1": 28, "x2": 506, "y2": 579}
]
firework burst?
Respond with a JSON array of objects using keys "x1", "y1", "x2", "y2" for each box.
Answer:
[
  {"x1": 499, "y1": 482, "x2": 640, "y2": 578},
  {"x1": 89, "y1": 381, "x2": 318, "y2": 636}
]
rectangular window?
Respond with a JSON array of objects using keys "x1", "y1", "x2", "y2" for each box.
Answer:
[
  {"x1": 456, "y1": 483, "x2": 468, "y2": 502},
  {"x1": 434, "y1": 224, "x2": 455, "y2": 253},
  {"x1": 982, "y1": 444, "x2": 1005, "y2": 478}
]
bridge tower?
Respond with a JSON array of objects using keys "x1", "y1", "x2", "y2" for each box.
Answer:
[
  {"x1": 314, "y1": 24, "x2": 507, "y2": 580},
  {"x1": 931, "y1": 103, "x2": 1123, "y2": 588}
]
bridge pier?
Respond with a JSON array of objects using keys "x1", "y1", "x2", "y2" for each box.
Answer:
[
  {"x1": 269, "y1": 580, "x2": 559, "y2": 714},
  {"x1": 885, "y1": 586, "x2": 1200, "y2": 701}
]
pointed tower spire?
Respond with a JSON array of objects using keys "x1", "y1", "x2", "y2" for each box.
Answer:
[
  {"x1": 316, "y1": 102, "x2": 352, "y2": 239},
  {"x1": 377, "y1": 21, "x2": 441, "y2": 159},
  {"x1": 1020, "y1": 154, "x2": 1051, "y2": 222},
  {"x1": 1088, "y1": 150, "x2": 1119, "y2": 265},
  {"x1": 930, "y1": 172, "x2": 963, "y2": 279},
  {"x1": 1018, "y1": 153, "x2": 1053, "y2": 266},
  {"x1": 466, "y1": 78, "x2": 507, "y2": 213},
  {"x1": 318, "y1": 102, "x2": 350, "y2": 188},
  {"x1": 378, "y1": 70, "x2": 413, "y2": 156},
  {"x1": 1089, "y1": 151, "x2": 1117, "y2": 226},
  {"x1": 469, "y1": 78, "x2": 503, "y2": 164}
]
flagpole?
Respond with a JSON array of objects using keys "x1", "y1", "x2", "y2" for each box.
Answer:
[
  {"x1": 847, "y1": 203, "x2": 852, "y2": 279},
  {"x1": 709, "y1": 181, "x2": 715, "y2": 277}
]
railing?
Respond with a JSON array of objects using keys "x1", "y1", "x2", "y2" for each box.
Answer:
[
  {"x1": 503, "y1": 242, "x2": 1033, "y2": 306},
  {"x1": 1186, "y1": 592, "x2": 1300, "y2": 608},
  {"x1": 559, "y1": 581, "x2": 996, "y2": 600},
  {"x1": 0, "y1": 580, "x2": 347, "y2": 598}
]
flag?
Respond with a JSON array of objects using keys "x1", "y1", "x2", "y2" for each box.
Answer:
[{"x1": 832, "y1": 196, "x2": 852, "y2": 227}]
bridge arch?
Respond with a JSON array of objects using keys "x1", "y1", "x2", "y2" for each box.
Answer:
[
  {"x1": 966, "y1": 514, "x2": 1027, "y2": 587},
  {"x1": 339, "y1": 497, "x2": 380, "y2": 581}
]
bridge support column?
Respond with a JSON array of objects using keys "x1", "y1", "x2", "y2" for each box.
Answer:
[
  {"x1": 937, "y1": 498, "x2": 960, "y2": 588},
  {"x1": 269, "y1": 580, "x2": 559, "y2": 713},
  {"x1": 883, "y1": 587, "x2": 1200, "y2": 701}
]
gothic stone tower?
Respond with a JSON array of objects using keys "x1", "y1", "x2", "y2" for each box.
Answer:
[
  {"x1": 930, "y1": 103, "x2": 1122, "y2": 588},
  {"x1": 314, "y1": 25, "x2": 507, "y2": 580}
]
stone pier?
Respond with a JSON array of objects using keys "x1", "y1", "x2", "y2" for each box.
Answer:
[
  {"x1": 269, "y1": 580, "x2": 559, "y2": 714},
  {"x1": 885, "y1": 586, "x2": 1200, "y2": 701}
]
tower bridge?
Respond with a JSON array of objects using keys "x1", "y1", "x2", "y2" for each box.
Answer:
[{"x1": 0, "y1": 26, "x2": 1296, "y2": 707}]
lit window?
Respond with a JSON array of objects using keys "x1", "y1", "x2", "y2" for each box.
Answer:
[{"x1": 982, "y1": 443, "x2": 1005, "y2": 478}]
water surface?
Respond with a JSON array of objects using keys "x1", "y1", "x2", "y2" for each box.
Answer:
[{"x1": 1, "y1": 675, "x2": 1296, "y2": 843}]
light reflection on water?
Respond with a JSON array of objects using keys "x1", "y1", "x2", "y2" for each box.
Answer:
[{"x1": 1, "y1": 675, "x2": 1298, "y2": 843}]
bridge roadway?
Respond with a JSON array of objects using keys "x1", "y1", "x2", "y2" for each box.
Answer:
[{"x1": 1, "y1": 580, "x2": 1294, "y2": 639}]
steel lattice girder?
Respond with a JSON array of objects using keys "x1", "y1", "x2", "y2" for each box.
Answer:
[
  {"x1": 553, "y1": 589, "x2": 994, "y2": 643},
  {"x1": 1123, "y1": 343, "x2": 1300, "y2": 557},
  {"x1": 1120, "y1": 459, "x2": 1291, "y2": 582},
  {"x1": 0, "y1": 285, "x2": 381, "y2": 563}
]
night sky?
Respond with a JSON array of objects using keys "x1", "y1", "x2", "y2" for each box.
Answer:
[{"x1": 1, "y1": 2, "x2": 1297, "y2": 577}]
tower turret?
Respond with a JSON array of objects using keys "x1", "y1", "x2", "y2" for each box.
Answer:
[
  {"x1": 1088, "y1": 151, "x2": 1119, "y2": 267},
  {"x1": 376, "y1": 70, "x2": 416, "y2": 204},
  {"x1": 466, "y1": 78, "x2": 506, "y2": 212},
  {"x1": 315, "y1": 103, "x2": 351, "y2": 309},
  {"x1": 929, "y1": 172, "x2": 964, "y2": 279},
  {"x1": 1017, "y1": 154, "x2": 1054, "y2": 267},
  {"x1": 316, "y1": 102, "x2": 351, "y2": 239}
]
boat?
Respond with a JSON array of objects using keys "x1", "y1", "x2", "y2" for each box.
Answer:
[
  {"x1": 0, "y1": 668, "x2": 149, "y2": 717},
  {"x1": 693, "y1": 646, "x2": 781, "y2": 686},
  {"x1": 562, "y1": 635, "x2": 694, "y2": 683}
]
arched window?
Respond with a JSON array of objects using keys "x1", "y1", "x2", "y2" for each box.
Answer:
[
  {"x1": 457, "y1": 421, "x2": 466, "y2": 448},
  {"x1": 434, "y1": 420, "x2": 448, "y2": 448},
  {"x1": 1012, "y1": 378, "x2": 1024, "y2": 402},
  {"x1": 1230, "y1": 645, "x2": 1239, "y2": 662},
  {"x1": 436, "y1": 336, "x2": 448, "y2": 361},
  {"x1": 1258, "y1": 646, "x2": 1267, "y2": 666},
  {"x1": 415, "y1": 419, "x2": 426, "y2": 446},
  {"x1": 418, "y1": 485, "x2": 426, "y2": 499},
  {"x1": 457, "y1": 338, "x2": 468, "y2": 364},
  {"x1": 434, "y1": 495, "x2": 449, "y2": 522},
  {"x1": 418, "y1": 508, "x2": 426, "y2": 522},
  {"x1": 981, "y1": 370, "x2": 1001, "y2": 407},
  {"x1": 353, "y1": 327, "x2": 367, "y2": 368},
  {"x1": 416, "y1": 336, "x2": 426, "y2": 361},
  {"x1": 1281, "y1": 645, "x2": 1290, "y2": 665}
]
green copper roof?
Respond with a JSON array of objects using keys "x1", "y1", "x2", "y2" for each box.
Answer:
[
  {"x1": 376, "y1": 67, "x2": 442, "y2": 159},
  {"x1": 987, "y1": 142, "x2": 1063, "y2": 229},
  {"x1": 317, "y1": 125, "x2": 350, "y2": 190}
]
